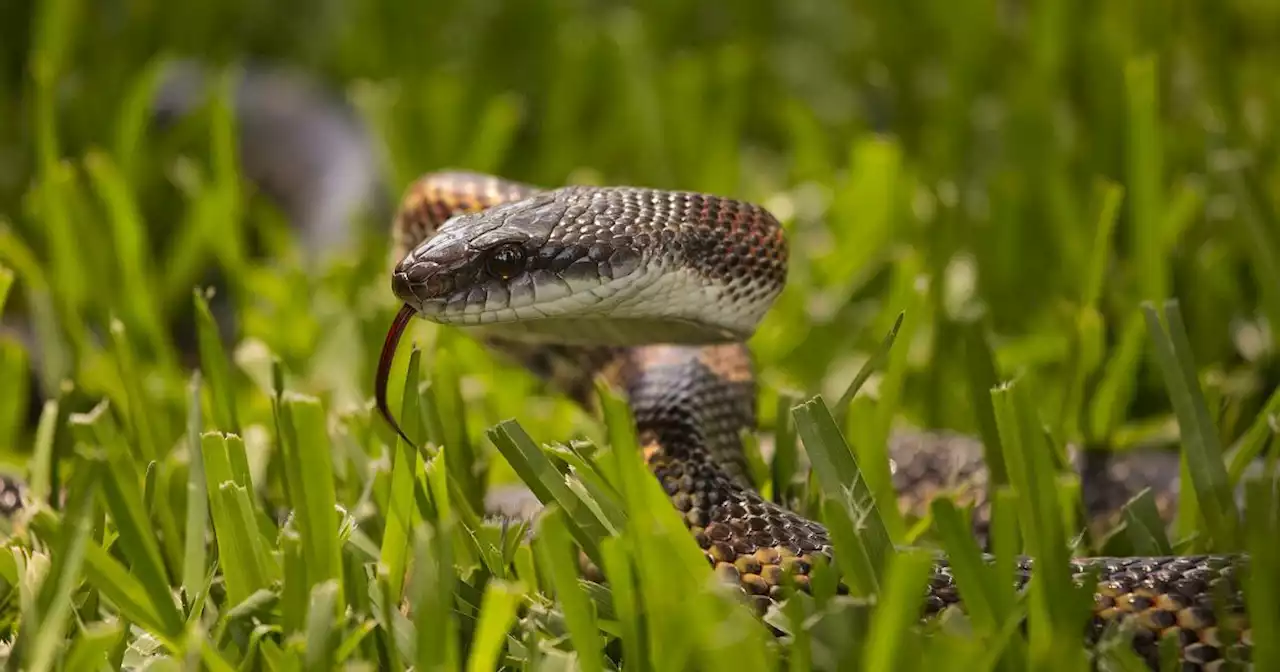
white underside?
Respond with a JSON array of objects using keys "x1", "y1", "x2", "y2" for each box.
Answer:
[{"x1": 422, "y1": 262, "x2": 777, "y2": 346}]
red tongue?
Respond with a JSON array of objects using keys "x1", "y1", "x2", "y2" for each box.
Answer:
[{"x1": 375, "y1": 303, "x2": 418, "y2": 446}]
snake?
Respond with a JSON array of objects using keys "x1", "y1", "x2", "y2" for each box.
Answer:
[{"x1": 374, "y1": 171, "x2": 1253, "y2": 669}]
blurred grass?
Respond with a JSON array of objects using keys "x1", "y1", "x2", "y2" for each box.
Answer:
[{"x1": 0, "y1": 0, "x2": 1279, "y2": 669}]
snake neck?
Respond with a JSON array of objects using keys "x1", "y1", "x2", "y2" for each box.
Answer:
[
  {"x1": 620, "y1": 344, "x2": 760, "y2": 487},
  {"x1": 485, "y1": 334, "x2": 834, "y2": 565},
  {"x1": 483, "y1": 336, "x2": 758, "y2": 483}
]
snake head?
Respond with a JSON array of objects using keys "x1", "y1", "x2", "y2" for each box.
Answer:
[
  {"x1": 392, "y1": 190, "x2": 572, "y2": 307},
  {"x1": 391, "y1": 185, "x2": 785, "y2": 346}
]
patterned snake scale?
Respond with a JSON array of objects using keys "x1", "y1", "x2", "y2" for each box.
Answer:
[{"x1": 375, "y1": 172, "x2": 1254, "y2": 669}]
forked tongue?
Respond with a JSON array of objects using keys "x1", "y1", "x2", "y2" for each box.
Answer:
[{"x1": 375, "y1": 303, "x2": 418, "y2": 445}]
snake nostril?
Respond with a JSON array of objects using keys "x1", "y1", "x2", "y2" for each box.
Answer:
[{"x1": 392, "y1": 271, "x2": 413, "y2": 302}]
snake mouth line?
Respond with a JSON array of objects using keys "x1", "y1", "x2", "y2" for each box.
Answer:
[{"x1": 375, "y1": 303, "x2": 418, "y2": 446}]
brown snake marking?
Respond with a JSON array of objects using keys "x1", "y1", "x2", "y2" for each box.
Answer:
[{"x1": 375, "y1": 172, "x2": 1254, "y2": 669}]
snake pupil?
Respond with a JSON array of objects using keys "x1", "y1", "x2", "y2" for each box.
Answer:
[{"x1": 485, "y1": 243, "x2": 527, "y2": 279}]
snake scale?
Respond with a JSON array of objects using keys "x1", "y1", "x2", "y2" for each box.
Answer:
[{"x1": 375, "y1": 171, "x2": 1253, "y2": 670}]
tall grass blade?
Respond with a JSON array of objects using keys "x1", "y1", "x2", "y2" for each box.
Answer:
[
  {"x1": 411, "y1": 522, "x2": 459, "y2": 672},
  {"x1": 793, "y1": 396, "x2": 894, "y2": 578},
  {"x1": 379, "y1": 347, "x2": 424, "y2": 601},
  {"x1": 194, "y1": 289, "x2": 239, "y2": 433},
  {"x1": 860, "y1": 549, "x2": 933, "y2": 671},
  {"x1": 303, "y1": 580, "x2": 340, "y2": 670},
  {"x1": 1142, "y1": 301, "x2": 1240, "y2": 548},
  {"x1": 279, "y1": 393, "x2": 344, "y2": 604},
  {"x1": 21, "y1": 465, "x2": 97, "y2": 672},
  {"x1": 535, "y1": 506, "x2": 603, "y2": 672},
  {"x1": 182, "y1": 373, "x2": 208, "y2": 603},
  {"x1": 74, "y1": 402, "x2": 184, "y2": 636},
  {"x1": 464, "y1": 580, "x2": 522, "y2": 672}
]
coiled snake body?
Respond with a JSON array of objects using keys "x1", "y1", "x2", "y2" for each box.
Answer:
[{"x1": 379, "y1": 172, "x2": 1250, "y2": 669}]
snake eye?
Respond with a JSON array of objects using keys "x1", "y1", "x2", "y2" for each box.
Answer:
[{"x1": 485, "y1": 243, "x2": 527, "y2": 279}]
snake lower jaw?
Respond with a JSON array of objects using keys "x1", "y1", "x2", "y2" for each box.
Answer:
[{"x1": 452, "y1": 316, "x2": 748, "y2": 348}]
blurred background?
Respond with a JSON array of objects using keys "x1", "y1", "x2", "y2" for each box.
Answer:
[{"x1": 0, "y1": 0, "x2": 1278, "y2": 467}]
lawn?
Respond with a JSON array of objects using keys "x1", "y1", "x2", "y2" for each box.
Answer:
[{"x1": 0, "y1": 0, "x2": 1278, "y2": 670}]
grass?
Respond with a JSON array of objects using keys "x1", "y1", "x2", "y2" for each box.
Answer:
[{"x1": 1, "y1": 0, "x2": 1280, "y2": 670}]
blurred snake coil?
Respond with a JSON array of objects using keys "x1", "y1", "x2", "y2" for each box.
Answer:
[{"x1": 375, "y1": 171, "x2": 1253, "y2": 669}]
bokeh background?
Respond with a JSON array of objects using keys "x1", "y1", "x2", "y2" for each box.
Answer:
[{"x1": 1, "y1": 0, "x2": 1278, "y2": 465}]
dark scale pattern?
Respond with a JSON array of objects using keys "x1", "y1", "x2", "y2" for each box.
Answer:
[
  {"x1": 887, "y1": 431, "x2": 992, "y2": 535},
  {"x1": 382, "y1": 172, "x2": 1253, "y2": 669},
  {"x1": 620, "y1": 343, "x2": 833, "y2": 603},
  {"x1": 541, "y1": 185, "x2": 789, "y2": 314},
  {"x1": 886, "y1": 432, "x2": 1196, "y2": 547}
]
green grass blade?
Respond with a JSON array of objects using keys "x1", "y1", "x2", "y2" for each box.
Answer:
[
  {"x1": 961, "y1": 321, "x2": 1008, "y2": 487},
  {"x1": 74, "y1": 403, "x2": 184, "y2": 637},
  {"x1": 860, "y1": 549, "x2": 932, "y2": 671},
  {"x1": 64, "y1": 621, "x2": 125, "y2": 672},
  {"x1": 740, "y1": 429, "x2": 772, "y2": 495},
  {"x1": 219, "y1": 481, "x2": 277, "y2": 596},
  {"x1": 599, "y1": 536, "x2": 646, "y2": 672},
  {"x1": 0, "y1": 225, "x2": 70, "y2": 389},
  {"x1": 1089, "y1": 315, "x2": 1148, "y2": 439},
  {"x1": 198, "y1": 640, "x2": 239, "y2": 672},
  {"x1": 334, "y1": 619, "x2": 378, "y2": 665},
  {"x1": 410, "y1": 521, "x2": 459, "y2": 672},
  {"x1": 280, "y1": 393, "x2": 344, "y2": 605},
  {"x1": 1243, "y1": 476, "x2": 1279, "y2": 670},
  {"x1": 1081, "y1": 180, "x2": 1126, "y2": 309},
  {"x1": 771, "y1": 389, "x2": 801, "y2": 505},
  {"x1": 379, "y1": 347, "x2": 424, "y2": 602},
  {"x1": 861, "y1": 263, "x2": 923, "y2": 541},
  {"x1": 820, "y1": 497, "x2": 879, "y2": 596},
  {"x1": 194, "y1": 288, "x2": 239, "y2": 433},
  {"x1": 462, "y1": 92, "x2": 523, "y2": 175},
  {"x1": 487, "y1": 419, "x2": 611, "y2": 567},
  {"x1": 930, "y1": 500, "x2": 1001, "y2": 637},
  {"x1": 991, "y1": 381, "x2": 1088, "y2": 667},
  {"x1": 833, "y1": 311, "x2": 904, "y2": 419},
  {"x1": 1119, "y1": 488, "x2": 1173, "y2": 556},
  {"x1": 1222, "y1": 167, "x2": 1280, "y2": 353},
  {"x1": 202, "y1": 433, "x2": 263, "y2": 607},
  {"x1": 303, "y1": 580, "x2": 340, "y2": 670},
  {"x1": 464, "y1": 579, "x2": 522, "y2": 672},
  {"x1": 0, "y1": 265, "x2": 11, "y2": 315},
  {"x1": 1124, "y1": 56, "x2": 1166, "y2": 304},
  {"x1": 540, "y1": 443, "x2": 627, "y2": 531},
  {"x1": 534, "y1": 506, "x2": 603, "y2": 672},
  {"x1": 793, "y1": 396, "x2": 894, "y2": 577},
  {"x1": 597, "y1": 380, "x2": 736, "y2": 669},
  {"x1": 429, "y1": 338, "x2": 482, "y2": 511},
  {"x1": 22, "y1": 464, "x2": 97, "y2": 672},
  {"x1": 112, "y1": 55, "x2": 168, "y2": 178},
  {"x1": 28, "y1": 509, "x2": 170, "y2": 639},
  {"x1": 1142, "y1": 301, "x2": 1240, "y2": 548},
  {"x1": 28, "y1": 397, "x2": 60, "y2": 507},
  {"x1": 108, "y1": 318, "x2": 157, "y2": 462},
  {"x1": 279, "y1": 528, "x2": 307, "y2": 636},
  {"x1": 0, "y1": 335, "x2": 30, "y2": 450},
  {"x1": 182, "y1": 373, "x2": 209, "y2": 603},
  {"x1": 1226, "y1": 385, "x2": 1280, "y2": 484},
  {"x1": 86, "y1": 151, "x2": 165, "y2": 358}
]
